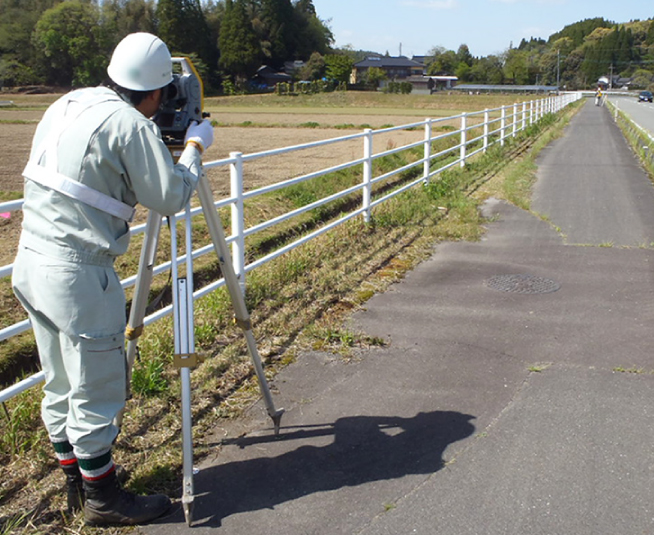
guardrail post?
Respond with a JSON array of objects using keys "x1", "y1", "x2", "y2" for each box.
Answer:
[
  {"x1": 460, "y1": 113, "x2": 467, "y2": 167},
  {"x1": 529, "y1": 101, "x2": 534, "y2": 125},
  {"x1": 363, "y1": 128, "x2": 373, "y2": 223},
  {"x1": 483, "y1": 109, "x2": 489, "y2": 153},
  {"x1": 512, "y1": 103, "x2": 518, "y2": 137},
  {"x1": 230, "y1": 151, "x2": 246, "y2": 294},
  {"x1": 522, "y1": 102, "x2": 527, "y2": 131},
  {"x1": 500, "y1": 106, "x2": 506, "y2": 147},
  {"x1": 423, "y1": 118, "x2": 432, "y2": 183}
]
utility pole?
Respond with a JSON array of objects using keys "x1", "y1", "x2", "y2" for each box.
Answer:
[
  {"x1": 609, "y1": 64, "x2": 614, "y2": 90},
  {"x1": 556, "y1": 49, "x2": 560, "y2": 92}
]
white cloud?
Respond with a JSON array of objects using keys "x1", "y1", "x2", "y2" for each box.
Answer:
[{"x1": 400, "y1": 0, "x2": 458, "y2": 9}]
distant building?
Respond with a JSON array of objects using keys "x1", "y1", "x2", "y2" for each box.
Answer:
[
  {"x1": 600, "y1": 75, "x2": 634, "y2": 89},
  {"x1": 251, "y1": 65, "x2": 292, "y2": 89},
  {"x1": 284, "y1": 60, "x2": 305, "y2": 76},
  {"x1": 408, "y1": 75, "x2": 458, "y2": 94},
  {"x1": 350, "y1": 55, "x2": 424, "y2": 84}
]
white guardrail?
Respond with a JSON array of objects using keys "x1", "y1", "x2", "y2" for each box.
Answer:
[{"x1": 0, "y1": 92, "x2": 581, "y2": 404}]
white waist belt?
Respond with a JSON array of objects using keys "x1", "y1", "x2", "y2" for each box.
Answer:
[{"x1": 23, "y1": 162, "x2": 135, "y2": 222}]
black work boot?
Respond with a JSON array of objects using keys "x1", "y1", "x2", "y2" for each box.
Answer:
[
  {"x1": 61, "y1": 463, "x2": 84, "y2": 514},
  {"x1": 83, "y1": 471, "x2": 171, "y2": 526}
]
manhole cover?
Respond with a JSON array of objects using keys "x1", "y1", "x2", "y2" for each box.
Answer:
[{"x1": 485, "y1": 274, "x2": 560, "y2": 294}]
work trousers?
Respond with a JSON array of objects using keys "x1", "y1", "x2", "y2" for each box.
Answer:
[{"x1": 12, "y1": 246, "x2": 127, "y2": 461}]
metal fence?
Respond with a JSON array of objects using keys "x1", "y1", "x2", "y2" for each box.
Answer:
[{"x1": 0, "y1": 92, "x2": 581, "y2": 404}]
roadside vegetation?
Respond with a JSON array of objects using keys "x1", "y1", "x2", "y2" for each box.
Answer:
[
  {"x1": 0, "y1": 93, "x2": 583, "y2": 534},
  {"x1": 606, "y1": 101, "x2": 654, "y2": 179}
]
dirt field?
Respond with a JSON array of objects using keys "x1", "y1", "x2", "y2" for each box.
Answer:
[{"x1": 0, "y1": 106, "x2": 432, "y2": 267}]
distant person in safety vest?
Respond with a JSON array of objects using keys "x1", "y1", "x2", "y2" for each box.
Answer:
[
  {"x1": 595, "y1": 87, "x2": 604, "y2": 106},
  {"x1": 11, "y1": 32, "x2": 214, "y2": 526}
]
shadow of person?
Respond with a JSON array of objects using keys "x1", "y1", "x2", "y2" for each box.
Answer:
[{"x1": 173, "y1": 410, "x2": 475, "y2": 527}]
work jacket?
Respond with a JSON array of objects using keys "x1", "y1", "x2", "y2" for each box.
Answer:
[{"x1": 20, "y1": 86, "x2": 201, "y2": 266}]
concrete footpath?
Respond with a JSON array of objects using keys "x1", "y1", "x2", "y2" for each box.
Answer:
[{"x1": 144, "y1": 100, "x2": 654, "y2": 534}]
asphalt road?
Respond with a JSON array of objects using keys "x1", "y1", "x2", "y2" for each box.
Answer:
[
  {"x1": 610, "y1": 93, "x2": 654, "y2": 136},
  {"x1": 142, "y1": 100, "x2": 654, "y2": 535}
]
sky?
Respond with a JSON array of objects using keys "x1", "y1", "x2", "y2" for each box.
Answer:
[{"x1": 310, "y1": 0, "x2": 654, "y2": 58}]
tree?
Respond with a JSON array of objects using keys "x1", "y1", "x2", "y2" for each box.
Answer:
[
  {"x1": 468, "y1": 55, "x2": 504, "y2": 84},
  {"x1": 454, "y1": 62, "x2": 471, "y2": 82},
  {"x1": 33, "y1": 1, "x2": 107, "y2": 87},
  {"x1": 364, "y1": 66, "x2": 386, "y2": 89},
  {"x1": 157, "y1": 0, "x2": 216, "y2": 73},
  {"x1": 548, "y1": 17, "x2": 614, "y2": 48},
  {"x1": 293, "y1": 0, "x2": 333, "y2": 59},
  {"x1": 259, "y1": 0, "x2": 296, "y2": 68},
  {"x1": 0, "y1": 0, "x2": 59, "y2": 85},
  {"x1": 0, "y1": 57, "x2": 36, "y2": 86},
  {"x1": 503, "y1": 48, "x2": 529, "y2": 84},
  {"x1": 298, "y1": 51, "x2": 324, "y2": 80},
  {"x1": 218, "y1": 0, "x2": 261, "y2": 83},
  {"x1": 101, "y1": 0, "x2": 157, "y2": 40},
  {"x1": 427, "y1": 49, "x2": 457, "y2": 75},
  {"x1": 631, "y1": 68, "x2": 653, "y2": 88},
  {"x1": 456, "y1": 44, "x2": 473, "y2": 66},
  {"x1": 484, "y1": 55, "x2": 505, "y2": 84},
  {"x1": 648, "y1": 20, "x2": 654, "y2": 45},
  {"x1": 324, "y1": 53, "x2": 353, "y2": 83}
]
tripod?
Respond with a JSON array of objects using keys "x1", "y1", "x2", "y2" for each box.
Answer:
[{"x1": 119, "y1": 171, "x2": 284, "y2": 525}]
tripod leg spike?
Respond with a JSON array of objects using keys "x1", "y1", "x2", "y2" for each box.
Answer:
[
  {"x1": 271, "y1": 409, "x2": 284, "y2": 436},
  {"x1": 183, "y1": 498, "x2": 194, "y2": 527}
]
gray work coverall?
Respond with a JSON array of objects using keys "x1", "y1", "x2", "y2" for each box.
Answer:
[{"x1": 12, "y1": 86, "x2": 202, "y2": 470}]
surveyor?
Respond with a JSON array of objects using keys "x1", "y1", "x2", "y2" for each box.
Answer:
[{"x1": 11, "y1": 32, "x2": 213, "y2": 526}]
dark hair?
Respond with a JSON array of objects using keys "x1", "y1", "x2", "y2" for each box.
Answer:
[{"x1": 102, "y1": 79, "x2": 154, "y2": 106}]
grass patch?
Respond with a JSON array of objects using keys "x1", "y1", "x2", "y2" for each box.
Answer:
[
  {"x1": 0, "y1": 119, "x2": 37, "y2": 125},
  {"x1": 0, "y1": 191, "x2": 23, "y2": 202},
  {"x1": 613, "y1": 366, "x2": 649, "y2": 374},
  {"x1": 528, "y1": 363, "x2": 552, "y2": 373}
]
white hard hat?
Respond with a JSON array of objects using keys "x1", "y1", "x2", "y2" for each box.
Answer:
[{"x1": 107, "y1": 33, "x2": 173, "y2": 91}]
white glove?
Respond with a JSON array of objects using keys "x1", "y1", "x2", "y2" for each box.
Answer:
[{"x1": 184, "y1": 119, "x2": 214, "y2": 153}]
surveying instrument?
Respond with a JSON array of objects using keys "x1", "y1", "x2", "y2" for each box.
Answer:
[{"x1": 117, "y1": 58, "x2": 284, "y2": 525}]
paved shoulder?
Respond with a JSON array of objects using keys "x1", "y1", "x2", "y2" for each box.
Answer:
[{"x1": 532, "y1": 100, "x2": 654, "y2": 247}]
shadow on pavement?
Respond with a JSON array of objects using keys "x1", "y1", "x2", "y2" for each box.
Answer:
[{"x1": 185, "y1": 410, "x2": 476, "y2": 527}]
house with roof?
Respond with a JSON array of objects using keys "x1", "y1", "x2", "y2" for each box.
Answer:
[
  {"x1": 350, "y1": 55, "x2": 424, "y2": 84},
  {"x1": 251, "y1": 65, "x2": 292, "y2": 89}
]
